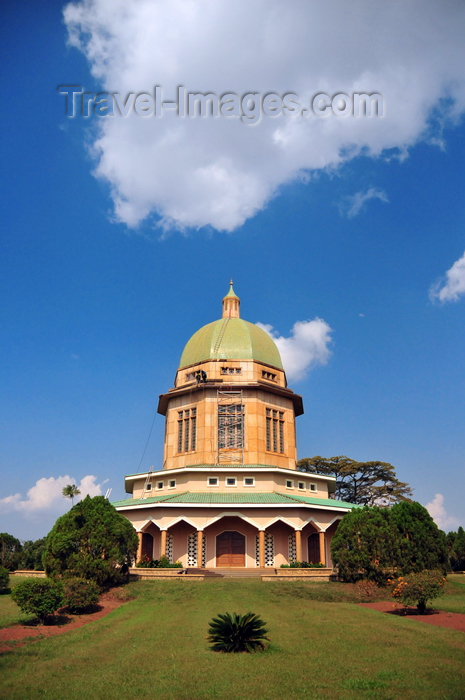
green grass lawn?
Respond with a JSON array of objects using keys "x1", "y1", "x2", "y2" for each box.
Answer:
[
  {"x1": 440, "y1": 574, "x2": 465, "y2": 614},
  {"x1": 0, "y1": 577, "x2": 38, "y2": 628},
  {"x1": 1, "y1": 577, "x2": 465, "y2": 700}
]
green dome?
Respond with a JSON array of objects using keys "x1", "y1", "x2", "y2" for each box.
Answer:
[{"x1": 179, "y1": 317, "x2": 283, "y2": 369}]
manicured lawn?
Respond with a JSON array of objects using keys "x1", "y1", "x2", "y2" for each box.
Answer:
[
  {"x1": 440, "y1": 574, "x2": 465, "y2": 614},
  {"x1": 0, "y1": 577, "x2": 37, "y2": 628},
  {"x1": 1, "y1": 578, "x2": 465, "y2": 700}
]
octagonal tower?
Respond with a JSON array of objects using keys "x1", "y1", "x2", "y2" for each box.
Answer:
[{"x1": 157, "y1": 282, "x2": 303, "y2": 471}]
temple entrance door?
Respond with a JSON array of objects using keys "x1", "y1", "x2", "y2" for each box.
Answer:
[
  {"x1": 141, "y1": 532, "x2": 154, "y2": 559},
  {"x1": 216, "y1": 531, "x2": 246, "y2": 567},
  {"x1": 308, "y1": 533, "x2": 320, "y2": 564}
]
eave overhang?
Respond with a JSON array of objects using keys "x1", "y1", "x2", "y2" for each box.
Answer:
[
  {"x1": 124, "y1": 465, "x2": 337, "y2": 494},
  {"x1": 157, "y1": 381, "x2": 304, "y2": 417},
  {"x1": 113, "y1": 494, "x2": 357, "y2": 513}
]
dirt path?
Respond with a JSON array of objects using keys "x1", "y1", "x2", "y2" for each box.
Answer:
[
  {"x1": 359, "y1": 601, "x2": 465, "y2": 633},
  {"x1": 0, "y1": 591, "x2": 127, "y2": 653}
]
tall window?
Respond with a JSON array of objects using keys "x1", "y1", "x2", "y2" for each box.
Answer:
[
  {"x1": 218, "y1": 404, "x2": 244, "y2": 449},
  {"x1": 177, "y1": 408, "x2": 197, "y2": 452},
  {"x1": 266, "y1": 408, "x2": 284, "y2": 454}
]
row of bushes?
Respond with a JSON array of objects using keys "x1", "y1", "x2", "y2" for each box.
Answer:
[
  {"x1": 8, "y1": 577, "x2": 101, "y2": 623},
  {"x1": 280, "y1": 561, "x2": 326, "y2": 568},
  {"x1": 135, "y1": 555, "x2": 182, "y2": 568}
]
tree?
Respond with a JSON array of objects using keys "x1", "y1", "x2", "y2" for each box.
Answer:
[
  {"x1": 0, "y1": 533, "x2": 22, "y2": 571},
  {"x1": 330, "y1": 506, "x2": 401, "y2": 583},
  {"x1": 43, "y1": 495, "x2": 138, "y2": 588},
  {"x1": 448, "y1": 526, "x2": 465, "y2": 571},
  {"x1": 19, "y1": 538, "x2": 46, "y2": 571},
  {"x1": 297, "y1": 455, "x2": 413, "y2": 506},
  {"x1": 0, "y1": 567, "x2": 9, "y2": 592},
  {"x1": 62, "y1": 484, "x2": 81, "y2": 506},
  {"x1": 331, "y1": 501, "x2": 449, "y2": 582},
  {"x1": 390, "y1": 501, "x2": 449, "y2": 575}
]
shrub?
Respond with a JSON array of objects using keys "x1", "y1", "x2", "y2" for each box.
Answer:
[
  {"x1": 389, "y1": 570, "x2": 446, "y2": 613},
  {"x1": 207, "y1": 612, "x2": 269, "y2": 653},
  {"x1": 63, "y1": 577, "x2": 100, "y2": 613},
  {"x1": 355, "y1": 579, "x2": 379, "y2": 601},
  {"x1": 280, "y1": 561, "x2": 325, "y2": 568},
  {"x1": 135, "y1": 555, "x2": 182, "y2": 568},
  {"x1": 44, "y1": 495, "x2": 138, "y2": 588},
  {"x1": 331, "y1": 502, "x2": 449, "y2": 583},
  {"x1": 11, "y1": 579, "x2": 64, "y2": 623},
  {"x1": 0, "y1": 566, "x2": 9, "y2": 592}
]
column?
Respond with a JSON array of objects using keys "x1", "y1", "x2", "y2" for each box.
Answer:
[
  {"x1": 319, "y1": 531, "x2": 326, "y2": 566},
  {"x1": 295, "y1": 529, "x2": 302, "y2": 562},
  {"x1": 160, "y1": 529, "x2": 167, "y2": 558},
  {"x1": 197, "y1": 530, "x2": 204, "y2": 568},
  {"x1": 136, "y1": 531, "x2": 143, "y2": 563},
  {"x1": 259, "y1": 530, "x2": 265, "y2": 568}
]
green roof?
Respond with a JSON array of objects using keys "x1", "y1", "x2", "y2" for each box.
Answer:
[
  {"x1": 112, "y1": 492, "x2": 358, "y2": 509},
  {"x1": 225, "y1": 281, "x2": 238, "y2": 298},
  {"x1": 179, "y1": 317, "x2": 283, "y2": 369}
]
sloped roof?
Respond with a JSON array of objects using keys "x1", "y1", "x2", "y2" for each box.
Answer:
[{"x1": 112, "y1": 491, "x2": 358, "y2": 509}]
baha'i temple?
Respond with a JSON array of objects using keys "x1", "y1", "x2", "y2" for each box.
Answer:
[{"x1": 113, "y1": 282, "x2": 358, "y2": 570}]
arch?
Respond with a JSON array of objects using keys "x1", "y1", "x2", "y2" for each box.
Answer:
[
  {"x1": 136, "y1": 517, "x2": 161, "y2": 533},
  {"x1": 262, "y1": 515, "x2": 297, "y2": 531},
  {"x1": 203, "y1": 511, "x2": 260, "y2": 531},
  {"x1": 299, "y1": 516, "x2": 325, "y2": 532},
  {"x1": 321, "y1": 516, "x2": 344, "y2": 532},
  {"x1": 164, "y1": 514, "x2": 199, "y2": 531}
]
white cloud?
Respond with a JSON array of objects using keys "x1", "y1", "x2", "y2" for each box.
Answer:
[
  {"x1": 257, "y1": 318, "x2": 332, "y2": 382},
  {"x1": 62, "y1": 0, "x2": 465, "y2": 233},
  {"x1": 0, "y1": 475, "x2": 105, "y2": 514},
  {"x1": 339, "y1": 187, "x2": 389, "y2": 219},
  {"x1": 429, "y1": 250, "x2": 465, "y2": 303},
  {"x1": 425, "y1": 493, "x2": 461, "y2": 531}
]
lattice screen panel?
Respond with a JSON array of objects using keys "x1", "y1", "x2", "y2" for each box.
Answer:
[{"x1": 288, "y1": 532, "x2": 296, "y2": 563}]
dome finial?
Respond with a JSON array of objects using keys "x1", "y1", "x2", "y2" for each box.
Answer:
[{"x1": 222, "y1": 280, "x2": 240, "y2": 318}]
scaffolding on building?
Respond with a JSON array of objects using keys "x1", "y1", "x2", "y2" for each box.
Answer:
[
  {"x1": 141, "y1": 466, "x2": 154, "y2": 499},
  {"x1": 217, "y1": 389, "x2": 244, "y2": 464}
]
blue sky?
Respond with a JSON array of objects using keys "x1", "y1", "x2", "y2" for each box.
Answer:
[{"x1": 1, "y1": 0, "x2": 465, "y2": 540}]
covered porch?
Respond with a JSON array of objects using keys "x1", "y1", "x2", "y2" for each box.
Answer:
[{"x1": 134, "y1": 511, "x2": 342, "y2": 568}]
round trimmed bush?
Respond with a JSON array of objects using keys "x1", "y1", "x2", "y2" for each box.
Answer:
[
  {"x1": 11, "y1": 579, "x2": 64, "y2": 623},
  {"x1": 64, "y1": 577, "x2": 100, "y2": 613}
]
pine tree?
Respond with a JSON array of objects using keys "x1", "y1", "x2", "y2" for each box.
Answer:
[
  {"x1": 44, "y1": 495, "x2": 138, "y2": 587},
  {"x1": 390, "y1": 501, "x2": 449, "y2": 575}
]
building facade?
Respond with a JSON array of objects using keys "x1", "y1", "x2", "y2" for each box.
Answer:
[{"x1": 113, "y1": 283, "x2": 357, "y2": 568}]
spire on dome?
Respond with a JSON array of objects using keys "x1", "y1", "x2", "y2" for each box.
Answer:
[{"x1": 222, "y1": 280, "x2": 240, "y2": 318}]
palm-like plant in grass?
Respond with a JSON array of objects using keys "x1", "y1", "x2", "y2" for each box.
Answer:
[{"x1": 207, "y1": 612, "x2": 269, "y2": 653}]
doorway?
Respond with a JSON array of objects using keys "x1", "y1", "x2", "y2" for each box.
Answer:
[
  {"x1": 308, "y1": 533, "x2": 320, "y2": 564},
  {"x1": 216, "y1": 531, "x2": 246, "y2": 567}
]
